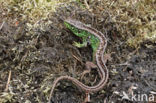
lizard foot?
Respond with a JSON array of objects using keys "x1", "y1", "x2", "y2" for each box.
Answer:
[
  {"x1": 81, "y1": 61, "x2": 97, "y2": 80},
  {"x1": 83, "y1": 92, "x2": 90, "y2": 103}
]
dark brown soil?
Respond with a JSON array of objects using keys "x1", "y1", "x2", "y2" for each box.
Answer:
[{"x1": 0, "y1": 2, "x2": 155, "y2": 103}]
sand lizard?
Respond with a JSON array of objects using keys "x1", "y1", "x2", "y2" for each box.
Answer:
[{"x1": 48, "y1": 18, "x2": 109, "y2": 103}]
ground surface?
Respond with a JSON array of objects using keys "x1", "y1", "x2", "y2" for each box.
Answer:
[{"x1": 0, "y1": 1, "x2": 156, "y2": 103}]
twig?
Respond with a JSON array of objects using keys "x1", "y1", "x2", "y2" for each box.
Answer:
[
  {"x1": 5, "y1": 70, "x2": 12, "y2": 92},
  {"x1": 0, "y1": 21, "x2": 5, "y2": 30},
  {"x1": 84, "y1": 0, "x2": 90, "y2": 10},
  {"x1": 144, "y1": 80, "x2": 156, "y2": 91},
  {"x1": 72, "y1": 54, "x2": 84, "y2": 64},
  {"x1": 33, "y1": 0, "x2": 37, "y2": 7}
]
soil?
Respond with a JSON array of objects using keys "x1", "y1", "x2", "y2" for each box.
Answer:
[{"x1": 0, "y1": 2, "x2": 155, "y2": 103}]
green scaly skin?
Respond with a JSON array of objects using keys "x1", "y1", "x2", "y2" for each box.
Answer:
[{"x1": 64, "y1": 22, "x2": 100, "y2": 61}]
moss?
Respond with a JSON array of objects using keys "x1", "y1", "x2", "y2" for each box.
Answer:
[
  {"x1": 0, "y1": 0, "x2": 73, "y2": 23},
  {"x1": 101, "y1": 0, "x2": 155, "y2": 47}
]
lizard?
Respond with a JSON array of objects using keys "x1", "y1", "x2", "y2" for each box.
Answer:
[{"x1": 48, "y1": 18, "x2": 109, "y2": 103}]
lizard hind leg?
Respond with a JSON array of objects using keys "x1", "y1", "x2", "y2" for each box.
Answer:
[
  {"x1": 81, "y1": 61, "x2": 97, "y2": 80},
  {"x1": 83, "y1": 92, "x2": 91, "y2": 103},
  {"x1": 81, "y1": 61, "x2": 103, "y2": 81}
]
